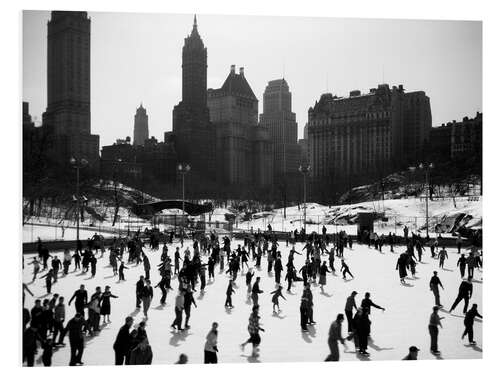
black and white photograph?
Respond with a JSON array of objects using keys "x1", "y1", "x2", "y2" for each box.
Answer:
[{"x1": 17, "y1": 1, "x2": 489, "y2": 368}]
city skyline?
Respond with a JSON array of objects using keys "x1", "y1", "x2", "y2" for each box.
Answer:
[{"x1": 23, "y1": 11, "x2": 482, "y2": 148}]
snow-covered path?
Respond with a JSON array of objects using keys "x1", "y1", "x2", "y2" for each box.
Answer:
[{"x1": 22, "y1": 239, "x2": 482, "y2": 366}]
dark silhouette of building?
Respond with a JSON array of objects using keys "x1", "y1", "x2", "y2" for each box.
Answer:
[
  {"x1": 41, "y1": 11, "x2": 99, "y2": 170},
  {"x1": 133, "y1": 103, "x2": 149, "y2": 146},
  {"x1": 259, "y1": 79, "x2": 301, "y2": 184},
  {"x1": 171, "y1": 15, "x2": 215, "y2": 182},
  {"x1": 451, "y1": 112, "x2": 482, "y2": 160},
  {"x1": 207, "y1": 65, "x2": 273, "y2": 187},
  {"x1": 308, "y1": 84, "x2": 431, "y2": 195}
]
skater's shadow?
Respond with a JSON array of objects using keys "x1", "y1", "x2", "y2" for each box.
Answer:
[
  {"x1": 301, "y1": 330, "x2": 313, "y2": 343},
  {"x1": 401, "y1": 283, "x2": 414, "y2": 287},
  {"x1": 286, "y1": 291, "x2": 296, "y2": 295},
  {"x1": 271, "y1": 312, "x2": 286, "y2": 319},
  {"x1": 84, "y1": 276, "x2": 94, "y2": 280},
  {"x1": 169, "y1": 330, "x2": 191, "y2": 347},
  {"x1": 104, "y1": 275, "x2": 115, "y2": 279},
  {"x1": 197, "y1": 291, "x2": 206, "y2": 300},
  {"x1": 412, "y1": 276, "x2": 420, "y2": 280},
  {"x1": 420, "y1": 262, "x2": 428, "y2": 264},
  {"x1": 154, "y1": 304, "x2": 166, "y2": 310},
  {"x1": 343, "y1": 279, "x2": 353, "y2": 283},
  {"x1": 320, "y1": 291, "x2": 333, "y2": 297},
  {"x1": 128, "y1": 309, "x2": 141, "y2": 317},
  {"x1": 442, "y1": 268, "x2": 453, "y2": 272},
  {"x1": 225, "y1": 306, "x2": 234, "y2": 314},
  {"x1": 464, "y1": 344, "x2": 482, "y2": 352},
  {"x1": 241, "y1": 354, "x2": 261, "y2": 363},
  {"x1": 471, "y1": 279, "x2": 482, "y2": 284},
  {"x1": 367, "y1": 339, "x2": 394, "y2": 352},
  {"x1": 37, "y1": 293, "x2": 51, "y2": 298},
  {"x1": 246, "y1": 296, "x2": 252, "y2": 305}
]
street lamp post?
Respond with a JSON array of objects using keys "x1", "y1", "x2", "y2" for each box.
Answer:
[
  {"x1": 299, "y1": 165, "x2": 310, "y2": 234},
  {"x1": 177, "y1": 163, "x2": 191, "y2": 226},
  {"x1": 70, "y1": 157, "x2": 88, "y2": 244},
  {"x1": 409, "y1": 162, "x2": 434, "y2": 237}
]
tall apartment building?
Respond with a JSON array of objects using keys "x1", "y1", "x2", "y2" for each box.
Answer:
[
  {"x1": 307, "y1": 84, "x2": 431, "y2": 192},
  {"x1": 42, "y1": 11, "x2": 99, "y2": 169},
  {"x1": 259, "y1": 79, "x2": 301, "y2": 182},
  {"x1": 133, "y1": 103, "x2": 149, "y2": 146},
  {"x1": 207, "y1": 65, "x2": 273, "y2": 187}
]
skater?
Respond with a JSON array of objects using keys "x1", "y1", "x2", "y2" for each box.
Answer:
[
  {"x1": 171, "y1": 290, "x2": 185, "y2": 331},
  {"x1": 118, "y1": 261, "x2": 128, "y2": 281},
  {"x1": 438, "y1": 247, "x2": 448, "y2": 269},
  {"x1": 154, "y1": 275, "x2": 168, "y2": 305},
  {"x1": 129, "y1": 336, "x2": 153, "y2": 365},
  {"x1": 450, "y1": 276, "x2": 473, "y2": 314},
  {"x1": 183, "y1": 286, "x2": 197, "y2": 329},
  {"x1": 428, "y1": 306, "x2": 444, "y2": 354},
  {"x1": 357, "y1": 307, "x2": 371, "y2": 355},
  {"x1": 29, "y1": 257, "x2": 41, "y2": 282},
  {"x1": 136, "y1": 276, "x2": 145, "y2": 309},
  {"x1": 225, "y1": 280, "x2": 235, "y2": 308},
  {"x1": 204, "y1": 322, "x2": 219, "y2": 364},
  {"x1": 141, "y1": 279, "x2": 154, "y2": 319},
  {"x1": 40, "y1": 269, "x2": 55, "y2": 294},
  {"x1": 113, "y1": 316, "x2": 134, "y2": 365},
  {"x1": 462, "y1": 304, "x2": 482, "y2": 345},
  {"x1": 52, "y1": 296, "x2": 66, "y2": 345},
  {"x1": 245, "y1": 268, "x2": 255, "y2": 294},
  {"x1": 402, "y1": 346, "x2": 420, "y2": 360},
  {"x1": 344, "y1": 291, "x2": 358, "y2": 333},
  {"x1": 318, "y1": 261, "x2": 331, "y2": 292},
  {"x1": 340, "y1": 259, "x2": 354, "y2": 279},
  {"x1": 65, "y1": 313, "x2": 86, "y2": 366},
  {"x1": 68, "y1": 285, "x2": 88, "y2": 317},
  {"x1": 100, "y1": 286, "x2": 118, "y2": 323},
  {"x1": 457, "y1": 254, "x2": 467, "y2": 278},
  {"x1": 361, "y1": 292, "x2": 386, "y2": 315},
  {"x1": 270, "y1": 285, "x2": 286, "y2": 313},
  {"x1": 240, "y1": 305, "x2": 265, "y2": 357},
  {"x1": 251, "y1": 277, "x2": 264, "y2": 307},
  {"x1": 143, "y1": 254, "x2": 151, "y2": 280},
  {"x1": 429, "y1": 271, "x2": 444, "y2": 307},
  {"x1": 325, "y1": 314, "x2": 346, "y2": 361},
  {"x1": 396, "y1": 253, "x2": 408, "y2": 284}
]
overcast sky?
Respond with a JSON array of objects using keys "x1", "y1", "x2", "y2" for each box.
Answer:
[{"x1": 23, "y1": 11, "x2": 482, "y2": 147}]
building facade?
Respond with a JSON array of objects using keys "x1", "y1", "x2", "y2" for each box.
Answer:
[
  {"x1": 207, "y1": 65, "x2": 273, "y2": 187},
  {"x1": 451, "y1": 112, "x2": 482, "y2": 160},
  {"x1": 42, "y1": 11, "x2": 99, "y2": 170},
  {"x1": 307, "y1": 84, "x2": 431, "y2": 193},
  {"x1": 133, "y1": 103, "x2": 149, "y2": 146},
  {"x1": 171, "y1": 16, "x2": 215, "y2": 182},
  {"x1": 259, "y1": 79, "x2": 301, "y2": 182}
]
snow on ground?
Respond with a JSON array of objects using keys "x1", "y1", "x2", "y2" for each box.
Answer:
[
  {"x1": 238, "y1": 197, "x2": 482, "y2": 237},
  {"x1": 23, "y1": 239, "x2": 482, "y2": 366}
]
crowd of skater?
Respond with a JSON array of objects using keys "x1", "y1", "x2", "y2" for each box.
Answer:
[{"x1": 22, "y1": 225, "x2": 483, "y2": 366}]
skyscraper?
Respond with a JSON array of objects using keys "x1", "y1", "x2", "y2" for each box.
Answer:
[
  {"x1": 133, "y1": 103, "x2": 149, "y2": 146},
  {"x1": 171, "y1": 16, "x2": 215, "y2": 182},
  {"x1": 259, "y1": 79, "x2": 301, "y2": 182},
  {"x1": 42, "y1": 11, "x2": 99, "y2": 169}
]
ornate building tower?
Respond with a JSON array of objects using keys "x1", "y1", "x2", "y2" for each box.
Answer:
[
  {"x1": 171, "y1": 16, "x2": 215, "y2": 182},
  {"x1": 133, "y1": 103, "x2": 149, "y2": 146}
]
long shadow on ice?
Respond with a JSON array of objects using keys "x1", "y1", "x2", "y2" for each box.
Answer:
[{"x1": 169, "y1": 330, "x2": 191, "y2": 347}]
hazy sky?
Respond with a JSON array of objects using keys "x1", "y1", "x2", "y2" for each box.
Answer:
[{"x1": 23, "y1": 11, "x2": 482, "y2": 147}]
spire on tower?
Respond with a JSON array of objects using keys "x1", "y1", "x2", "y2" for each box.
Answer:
[{"x1": 194, "y1": 14, "x2": 197, "y2": 28}]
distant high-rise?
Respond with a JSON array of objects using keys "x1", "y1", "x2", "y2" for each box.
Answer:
[
  {"x1": 171, "y1": 16, "x2": 215, "y2": 181},
  {"x1": 259, "y1": 78, "x2": 301, "y2": 181},
  {"x1": 42, "y1": 11, "x2": 99, "y2": 168},
  {"x1": 133, "y1": 103, "x2": 149, "y2": 146}
]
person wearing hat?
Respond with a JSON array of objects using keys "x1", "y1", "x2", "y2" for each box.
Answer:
[
  {"x1": 428, "y1": 306, "x2": 444, "y2": 354},
  {"x1": 429, "y1": 271, "x2": 444, "y2": 307},
  {"x1": 462, "y1": 303, "x2": 482, "y2": 345},
  {"x1": 65, "y1": 313, "x2": 86, "y2": 366},
  {"x1": 175, "y1": 353, "x2": 188, "y2": 364},
  {"x1": 344, "y1": 291, "x2": 358, "y2": 333},
  {"x1": 113, "y1": 316, "x2": 134, "y2": 365},
  {"x1": 403, "y1": 346, "x2": 420, "y2": 360},
  {"x1": 326, "y1": 314, "x2": 346, "y2": 361},
  {"x1": 450, "y1": 276, "x2": 473, "y2": 314}
]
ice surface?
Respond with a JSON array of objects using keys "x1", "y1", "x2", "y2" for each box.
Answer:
[{"x1": 22, "y1": 239, "x2": 482, "y2": 366}]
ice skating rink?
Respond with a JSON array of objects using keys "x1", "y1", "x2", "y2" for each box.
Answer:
[{"x1": 22, "y1": 239, "x2": 482, "y2": 365}]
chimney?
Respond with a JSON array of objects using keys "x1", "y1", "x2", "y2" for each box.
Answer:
[
  {"x1": 230, "y1": 65, "x2": 235, "y2": 74},
  {"x1": 239, "y1": 67, "x2": 244, "y2": 76}
]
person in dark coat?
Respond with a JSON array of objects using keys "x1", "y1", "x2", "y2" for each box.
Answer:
[
  {"x1": 357, "y1": 308, "x2": 371, "y2": 355},
  {"x1": 129, "y1": 337, "x2": 153, "y2": 365},
  {"x1": 462, "y1": 304, "x2": 482, "y2": 344},
  {"x1": 450, "y1": 276, "x2": 473, "y2": 314},
  {"x1": 457, "y1": 254, "x2": 467, "y2": 278},
  {"x1": 326, "y1": 314, "x2": 346, "y2": 361},
  {"x1": 225, "y1": 280, "x2": 235, "y2": 308},
  {"x1": 361, "y1": 292, "x2": 385, "y2": 315},
  {"x1": 396, "y1": 253, "x2": 408, "y2": 284},
  {"x1": 100, "y1": 286, "x2": 118, "y2": 323},
  {"x1": 251, "y1": 277, "x2": 263, "y2": 307},
  {"x1": 344, "y1": 291, "x2": 358, "y2": 333},
  {"x1": 113, "y1": 316, "x2": 134, "y2": 365},
  {"x1": 65, "y1": 313, "x2": 86, "y2": 366},
  {"x1": 136, "y1": 276, "x2": 145, "y2": 309},
  {"x1": 23, "y1": 324, "x2": 43, "y2": 367},
  {"x1": 68, "y1": 285, "x2": 88, "y2": 317},
  {"x1": 429, "y1": 271, "x2": 444, "y2": 307}
]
